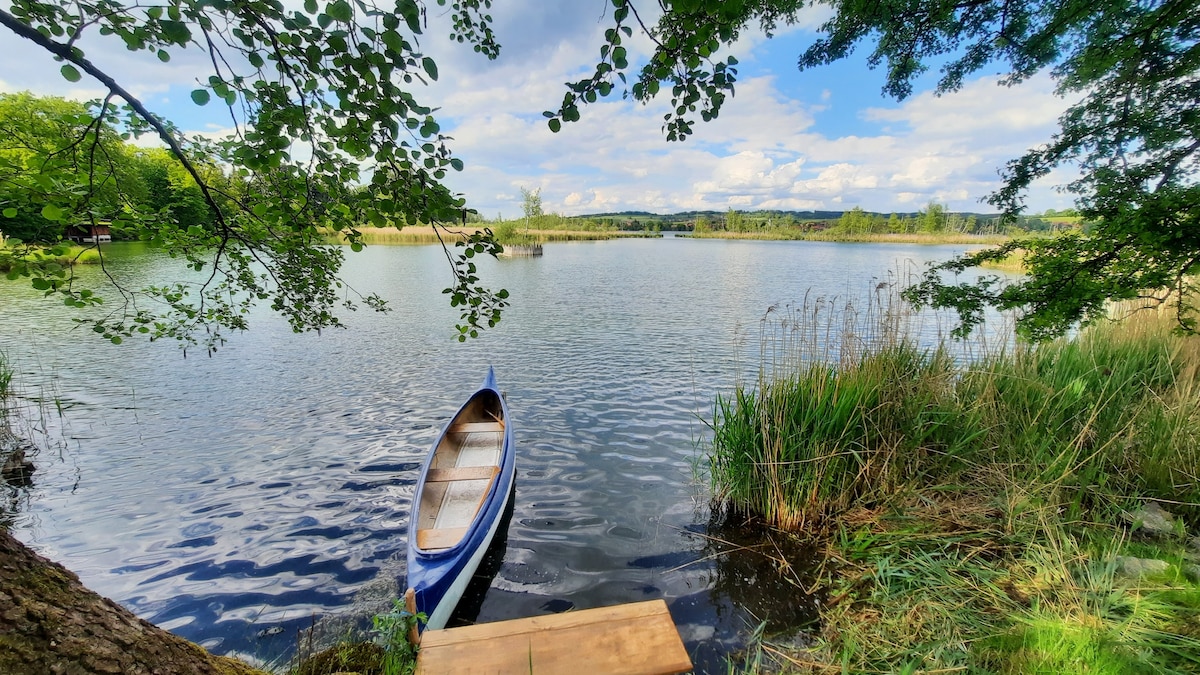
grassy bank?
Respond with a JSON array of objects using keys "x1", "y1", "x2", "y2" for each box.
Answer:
[
  {"x1": 0, "y1": 242, "x2": 100, "y2": 273},
  {"x1": 689, "y1": 230, "x2": 1010, "y2": 245},
  {"x1": 977, "y1": 247, "x2": 1028, "y2": 273},
  {"x1": 332, "y1": 225, "x2": 658, "y2": 247},
  {"x1": 711, "y1": 297, "x2": 1200, "y2": 672}
]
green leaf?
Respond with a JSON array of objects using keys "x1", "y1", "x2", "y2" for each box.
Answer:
[
  {"x1": 398, "y1": 0, "x2": 422, "y2": 33},
  {"x1": 548, "y1": 118, "x2": 561, "y2": 133},
  {"x1": 159, "y1": 20, "x2": 191, "y2": 45},
  {"x1": 327, "y1": 0, "x2": 352, "y2": 22},
  {"x1": 2, "y1": 208, "x2": 16, "y2": 218},
  {"x1": 41, "y1": 204, "x2": 63, "y2": 221},
  {"x1": 612, "y1": 46, "x2": 627, "y2": 69},
  {"x1": 110, "y1": 336, "x2": 123, "y2": 345},
  {"x1": 304, "y1": 0, "x2": 317, "y2": 12},
  {"x1": 60, "y1": 64, "x2": 81, "y2": 82},
  {"x1": 191, "y1": 89, "x2": 211, "y2": 105},
  {"x1": 422, "y1": 57, "x2": 438, "y2": 81}
]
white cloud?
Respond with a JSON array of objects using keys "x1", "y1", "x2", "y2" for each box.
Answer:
[
  {"x1": 443, "y1": 66, "x2": 1075, "y2": 217},
  {"x1": 0, "y1": 2, "x2": 1083, "y2": 217}
]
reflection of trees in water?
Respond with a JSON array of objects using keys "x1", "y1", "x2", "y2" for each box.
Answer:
[{"x1": 703, "y1": 505, "x2": 824, "y2": 634}]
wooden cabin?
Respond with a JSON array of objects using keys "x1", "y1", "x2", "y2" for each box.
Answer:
[{"x1": 65, "y1": 223, "x2": 112, "y2": 243}]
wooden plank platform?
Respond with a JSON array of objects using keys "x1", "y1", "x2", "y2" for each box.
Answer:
[{"x1": 415, "y1": 599, "x2": 692, "y2": 675}]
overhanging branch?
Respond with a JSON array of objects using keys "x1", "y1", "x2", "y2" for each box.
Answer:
[{"x1": 0, "y1": 8, "x2": 232, "y2": 239}]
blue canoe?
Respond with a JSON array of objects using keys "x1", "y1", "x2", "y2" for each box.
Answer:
[{"x1": 406, "y1": 367, "x2": 516, "y2": 630}]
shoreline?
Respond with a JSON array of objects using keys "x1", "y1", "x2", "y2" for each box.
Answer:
[{"x1": 686, "y1": 230, "x2": 1011, "y2": 245}]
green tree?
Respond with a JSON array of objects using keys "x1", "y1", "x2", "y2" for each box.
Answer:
[
  {"x1": 0, "y1": 93, "x2": 135, "y2": 243},
  {"x1": 725, "y1": 208, "x2": 745, "y2": 232},
  {"x1": 0, "y1": 0, "x2": 507, "y2": 350},
  {"x1": 835, "y1": 206, "x2": 871, "y2": 235},
  {"x1": 520, "y1": 187, "x2": 543, "y2": 221},
  {"x1": 129, "y1": 147, "x2": 224, "y2": 231},
  {"x1": 8, "y1": 0, "x2": 1198, "y2": 343},
  {"x1": 886, "y1": 213, "x2": 902, "y2": 234},
  {"x1": 550, "y1": 0, "x2": 1200, "y2": 339},
  {"x1": 919, "y1": 203, "x2": 947, "y2": 233}
]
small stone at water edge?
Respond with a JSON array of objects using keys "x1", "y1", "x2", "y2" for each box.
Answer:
[
  {"x1": 1184, "y1": 564, "x2": 1200, "y2": 583},
  {"x1": 1122, "y1": 501, "x2": 1177, "y2": 537},
  {"x1": 1114, "y1": 556, "x2": 1170, "y2": 579}
]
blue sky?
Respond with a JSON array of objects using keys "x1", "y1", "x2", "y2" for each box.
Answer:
[{"x1": 0, "y1": 1, "x2": 1080, "y2": 219}]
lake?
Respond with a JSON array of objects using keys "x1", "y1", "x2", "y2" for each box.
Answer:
[{"x1": 0, "y1": 236, "x2": 1006, "y2": 671}]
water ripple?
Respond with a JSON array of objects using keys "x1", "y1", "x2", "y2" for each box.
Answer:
[{"x1": 1, "y1": 238, "x2": 1015, "y2": 670}]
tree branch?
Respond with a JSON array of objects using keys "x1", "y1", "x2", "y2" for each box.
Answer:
[{"x1": 0, "y1": 8, "x2": 233, "y2": 242}]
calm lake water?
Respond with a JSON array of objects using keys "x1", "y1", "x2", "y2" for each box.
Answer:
[{"x1": 1, "y1": 236, "x2": 1005, "y2": 671}]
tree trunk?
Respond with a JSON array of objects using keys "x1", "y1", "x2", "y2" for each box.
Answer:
[{"x1": 0, "y1": 529, "x2": 267, "y2": 675}]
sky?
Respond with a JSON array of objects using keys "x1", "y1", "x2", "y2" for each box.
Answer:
[{"x1": 0, "y1": 1, "x2": 1082, "y2": 220}]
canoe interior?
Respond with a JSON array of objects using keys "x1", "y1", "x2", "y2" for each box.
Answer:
[{"x1": 416, "y1": 390, "x2": 505, "y2": 551}]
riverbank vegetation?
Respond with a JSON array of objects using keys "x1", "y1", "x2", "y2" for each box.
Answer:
[
  {"x1": 474, "y1": 187, "x2": 660, "y2": 246},
  {"x1": 342, "y1": 224, "x2": 654, "y2": 247},
  {"x1": 685, "y1": 204, "x2": 1077, "y2": 243},
  {"x1": 710, "y1": 295, "x2": 1200, "y2": 672},
  {"x1": 0, "y1": 240, "x2": 100, "y2": 275}
]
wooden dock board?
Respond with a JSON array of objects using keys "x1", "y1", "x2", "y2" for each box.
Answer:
[{"x1": 415, "y1": 599, "x2": 692, "y2": 675}]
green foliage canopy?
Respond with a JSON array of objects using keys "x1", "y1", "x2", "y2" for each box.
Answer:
[
  {"x1": 553, "y1": 0, "x2": 1200, "y2": 340},
  {"x1": 0, "y1": 0, "x2": 507, "y2": 351},
  {"x1": 0, "y1": 93, "x2": 136, "y2": 243},
  {"x1": 5, "y1": 0, "x2": 1197, "y2": 343}
]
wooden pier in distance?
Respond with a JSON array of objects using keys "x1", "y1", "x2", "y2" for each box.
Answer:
[{"x1": 415, "y1": 599, "x2": 693, "y2": 674}]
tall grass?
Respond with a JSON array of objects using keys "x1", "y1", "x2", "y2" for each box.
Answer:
[
  {"x1": 710, "y1": 289, "x2": 987, "y2": 529},
  {"x1": 711, "y1": 295, "x2": 1200, "y2": 529},
  {"x1": 0, "y1": 352, "x2": 12, "y2": 425},
  {"x1": 710, "y1": 294, "x2": 1200, "y2": 673}
]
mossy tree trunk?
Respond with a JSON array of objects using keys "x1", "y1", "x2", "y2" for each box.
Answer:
[{"x1": 0, "y1": 529, "x2": 266, "y2": 675}]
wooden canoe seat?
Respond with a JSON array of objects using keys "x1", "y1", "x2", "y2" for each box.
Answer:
[
  {"x1": 417, "y1": 526, "x2": 470, "y2": 551},
  {"x1": 426, "y1": 466, "x2": 500, "y2": 482},
  {"x1": 448, "y1": 421, "x2": 504, "y2": 433}
]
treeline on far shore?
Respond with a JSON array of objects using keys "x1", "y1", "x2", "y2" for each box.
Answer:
[
  {"x1": 457, "y1": 202, "x2": 1081, "y2": 246},
  {"x1": 579, "y1": 204, "x2": 1085, "y2": 239}
]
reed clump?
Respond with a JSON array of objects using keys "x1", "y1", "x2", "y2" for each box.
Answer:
[
  {"x1": 711, "y1": 295, "x2": 1200, "y2": 529},
  {"x1": 711, "y1": 293, "x2": 1200, "y2": 673}
]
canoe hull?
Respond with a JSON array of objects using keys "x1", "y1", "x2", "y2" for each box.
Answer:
[{"x1": 406, "y1": 368, "x2": 515, "y2": 631}]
